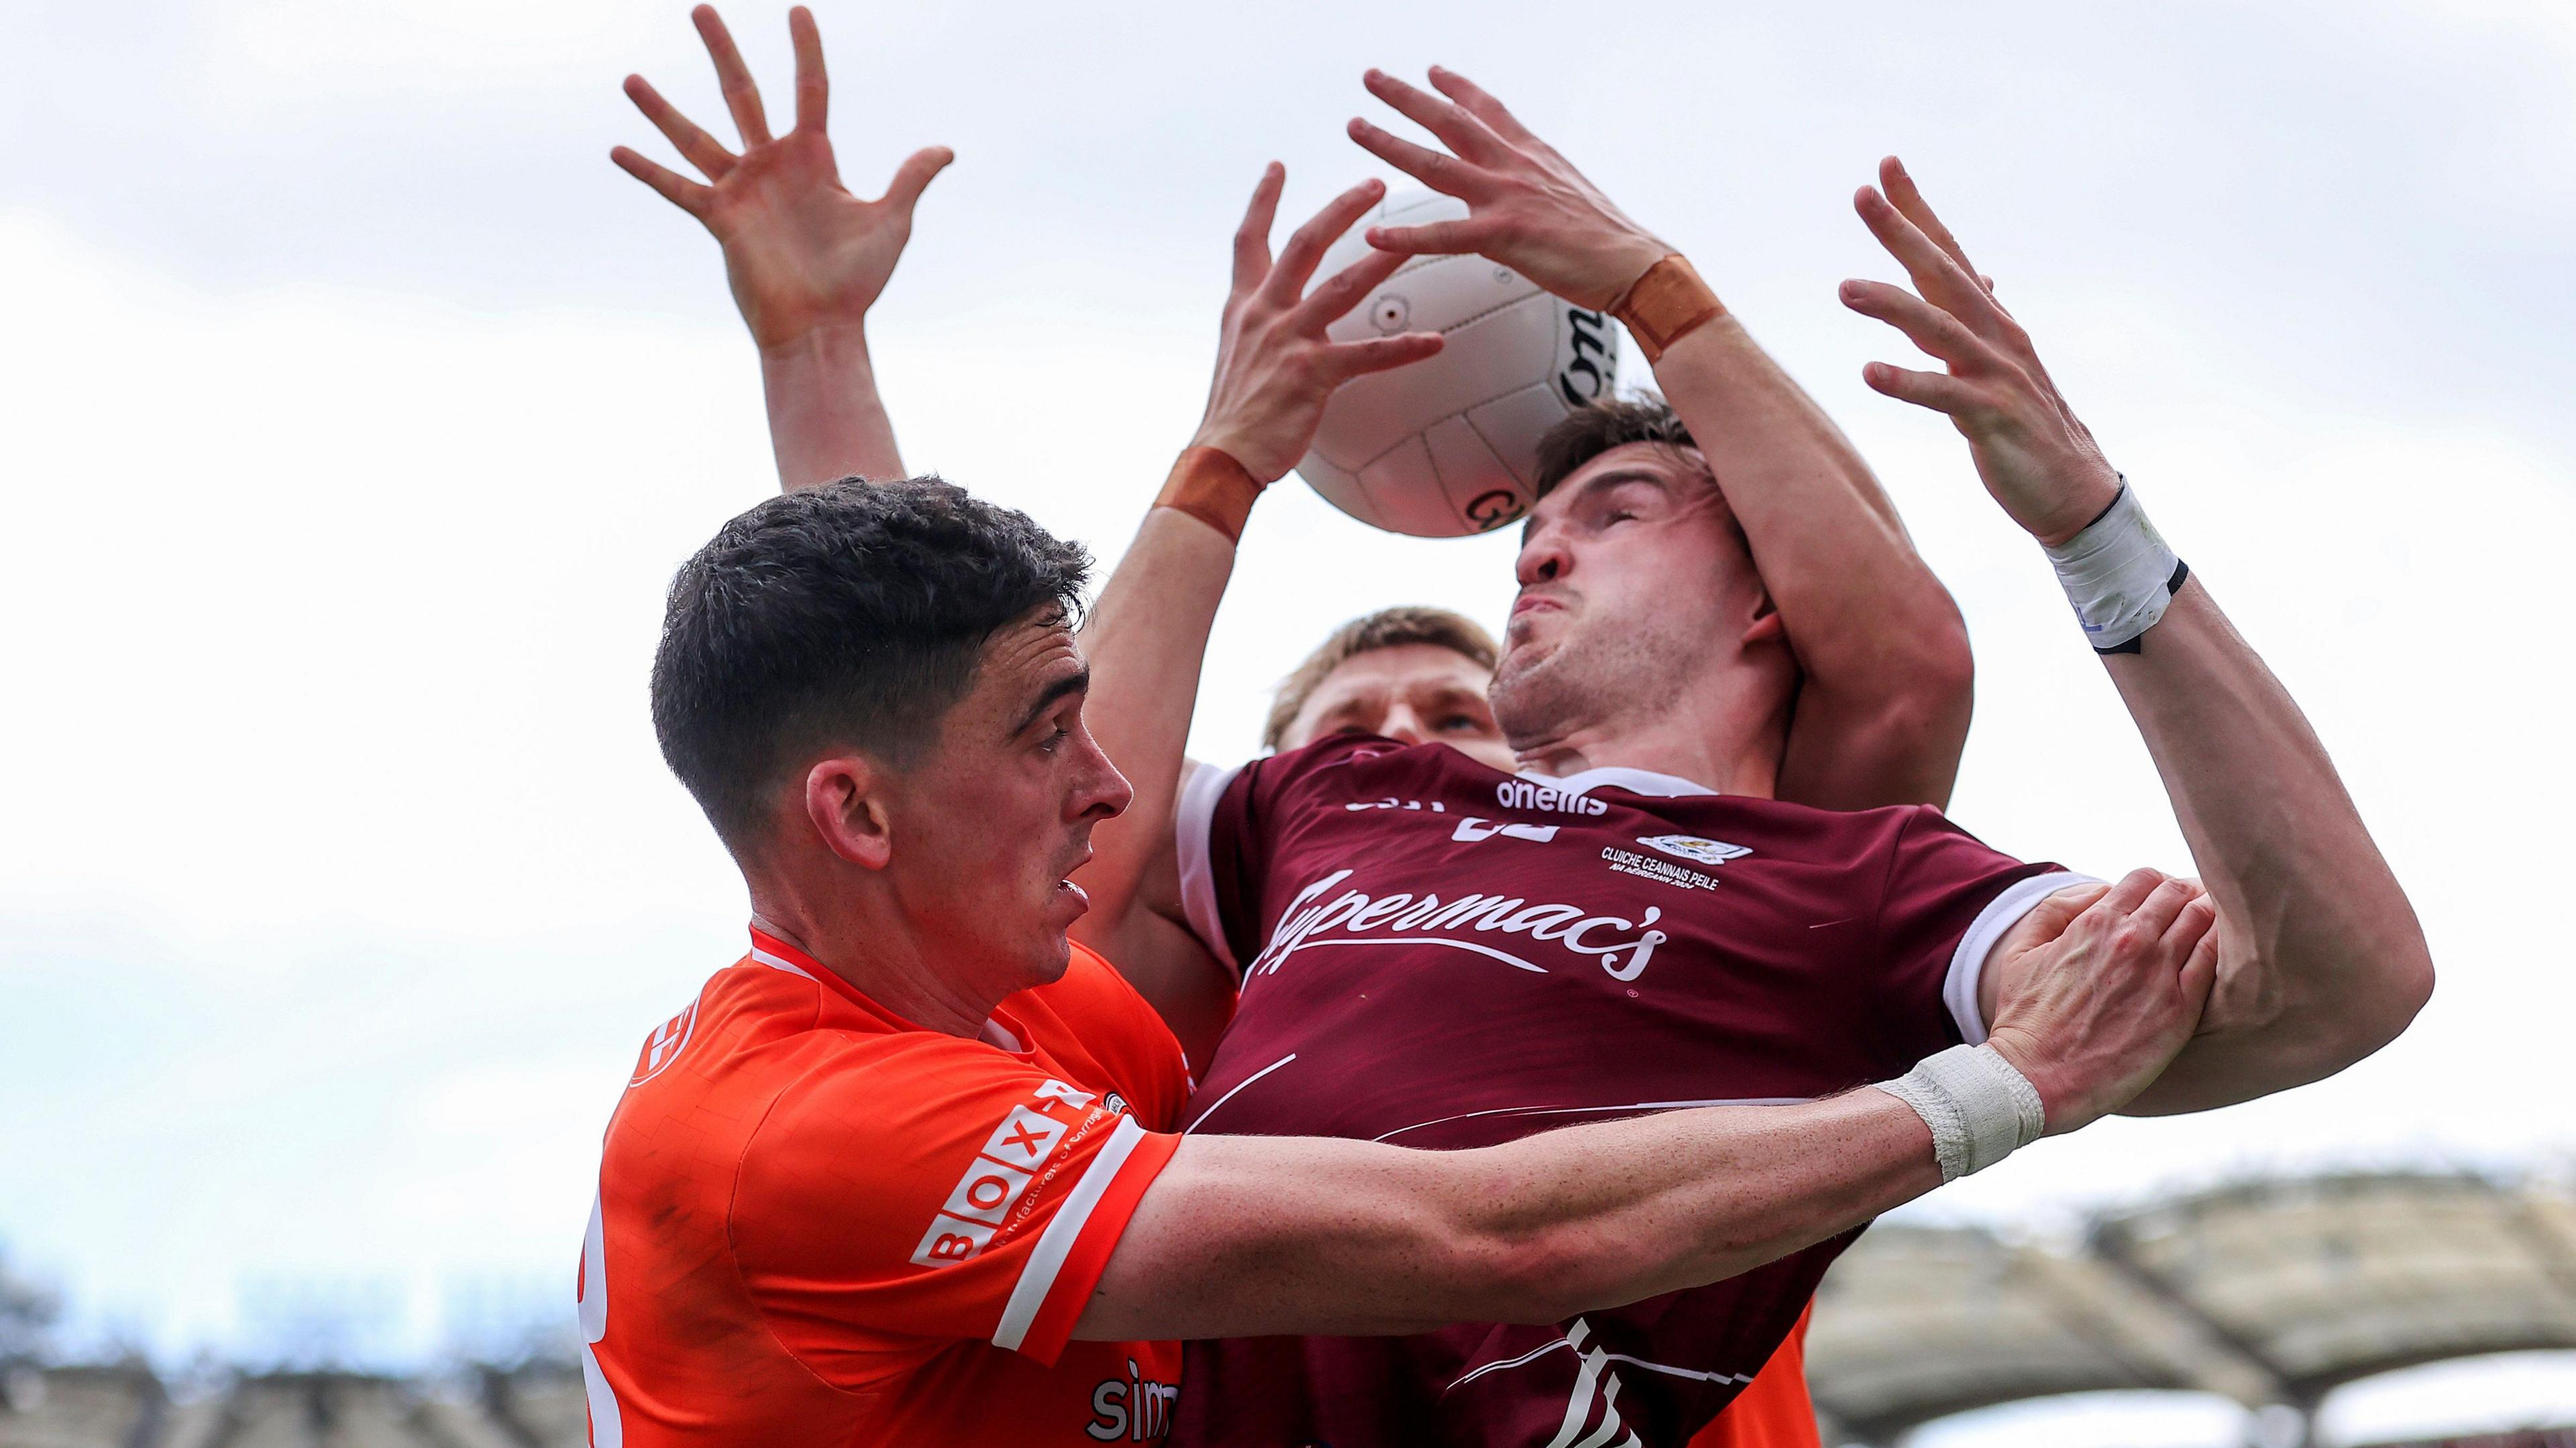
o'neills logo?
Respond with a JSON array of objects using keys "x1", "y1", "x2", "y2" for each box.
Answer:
[
  {"x1": 1246, "y1": 869, "x2": 1670, "y2": 983},
  {"x1": 1494, "y1": 779, "x2": 1611, "y2": 816}
]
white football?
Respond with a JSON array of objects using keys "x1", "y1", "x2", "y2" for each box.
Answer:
[{"x1": 1296, "y1": 189, "x2": 1621, "y2": 538}]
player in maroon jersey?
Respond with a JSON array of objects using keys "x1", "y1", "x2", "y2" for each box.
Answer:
[
  {"x1": 1067, "y1": 71, "x2": 2433, "y2": 1448},
  {"x1": 1242, "y1": 610, "x2": 1859, "y2": 1448}
]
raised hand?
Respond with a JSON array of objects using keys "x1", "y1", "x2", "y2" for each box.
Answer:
[
  {"x1": 1838, "y1": 158, "x2": 2122, "y2": 545},
  {"x1": 1983, "y1": 870, "x2": 2218, "y2": 1133},
  {"x1": 1189, "y1": 168, "x2": 1446, "y2": 483},
  {"x1": 1344, "y1": 68, "x2": 1668, "y2": 311},
  {"x1": 611, "y1": 5, "x2": 951, "y2": 353}
]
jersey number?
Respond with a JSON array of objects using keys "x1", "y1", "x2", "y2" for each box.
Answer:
[{"x1": 579, "y1": 1190, "x2": 625, "y2": 1447}]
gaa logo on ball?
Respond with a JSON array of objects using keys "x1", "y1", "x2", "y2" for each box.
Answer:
[{"x1": 1297, "y1": 189, "x2": 1623, "y2": 538}]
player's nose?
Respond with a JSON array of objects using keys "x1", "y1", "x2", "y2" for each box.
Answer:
[
  {"x1": 1073, "y1": 730, "x2": 1133, "y2": 821},
  {"x1": 1381, "y1": 704, "x2": 1428, "y2": 744},
  {"x1": 1514, "y1": 527, "x2": 1569, "y2": 588}
]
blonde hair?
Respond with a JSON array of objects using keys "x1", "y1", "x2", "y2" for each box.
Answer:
[{"x1": 1263, "y1": 606, "x2": 1501, "y2": 751}]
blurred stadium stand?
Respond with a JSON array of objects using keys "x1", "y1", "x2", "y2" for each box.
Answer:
[
  {"x1": 1809, "y1": 1170, "x2": 2576, "y2": 1445},
  {"x1": 4, "y1": 1172, "x2": 2571, "y2": 1447},
  {"x1": 0, "y1": 1362, "x2": 589, "y2": 1448}
]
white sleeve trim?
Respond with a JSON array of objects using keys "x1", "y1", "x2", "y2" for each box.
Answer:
[
  {"x1": 1173, "y1": 760, "x2": 1244, "y2": 979},
  {"x1": 991, "y1": 1114, "x2": 1146, "y2": 1354},
  {"x1": 1944, "y1": 871, "x2": 2102, "y2": 1045}
]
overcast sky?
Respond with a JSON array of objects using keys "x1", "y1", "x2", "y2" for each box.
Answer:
[{"x1": 5, "y1": 0, "x2": 2575, "y2": 1437}]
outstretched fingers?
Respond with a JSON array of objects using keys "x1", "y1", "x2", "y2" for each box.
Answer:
[
  {"x1": 692, "y1": 5, "x2": 773, "y2": 148},
  {"x1": 1424, "y1": 66, "x2": 1539, "y2": 148},
  {"x1": 1231, "y1": 164, "x2": 1285, "y2": 292},
  {"x1": 1878, "y1": 157, "x2": 1983, "y2": 292},
  {"x1": 1265, "y1": 178, "x2": 1385, "y2": 306},
  {"x1": 1291, "y1": 245, "x2": 1408, "y2": 331},
  {"x1": 623, "y1": 74, "x2": 735, "y2": 179},
  {"x1": 1855, "y1": 184, "x2": 1997, "y2": 336},
  {"x1": 1365, "y1": 214, "x2": 1485, "y2": 258},
  {"x1": 787, "y1": 5, "x2": 826, "y2": 134},
  {"x1": 882, "y1": 146, "x2": 954, "y2": 213},
  {"x1": 1838, "y1": 278, "x2": 1996, "y2": 374},
  {"x1": 1860, "y1": 361, "x2": 1983, "y2": 417},
  {"x1": 1361, "y1": 68, "x2": 1507, "y2": 162},
  {"x1": 1346, "y1": 117, "x2": 1484, "y2": 200},
  {"x1": 610, "y1": 146, "x2": 713, "y2": 217},
  {"x1": 1323, "y1": 331, "x2": 1444, "y2": 380}
]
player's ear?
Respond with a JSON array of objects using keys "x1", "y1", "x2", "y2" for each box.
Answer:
[
  {"x1": 1740, "y1": 592, "x2": 1786, "y2": 647},
  {"x1": 804, "y1": 753, "x2": 896, "y2": 870}
]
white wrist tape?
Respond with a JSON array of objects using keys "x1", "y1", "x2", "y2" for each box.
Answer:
[
  {"x1": 2044, "y1": 480, "x2": 2188, "y2": 654},
  {"x1": 1876, "y1": 1044, "x2": 2048, "y2": 1182}
]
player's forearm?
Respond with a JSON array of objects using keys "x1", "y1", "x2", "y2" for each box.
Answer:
[
  {"x1": 2108, "y1": 583, "x2": 2432, "y2": 1112},
  {"x1": 1086, "y1": 1090, "x2": 1938, "y2": 1340},
  {"x1": 1451, "y1": 1087, "x2": 1941, "y2": 1321},
  {"x1": 760, "y1": 323, "x2": 906, "y2": 490},
  {"x1": 1651, "y1": 317, "x2": 1974, "y2": 808},
  {"x1": 1069, "y1": 506, "x2": 1238, "y2": 939}
]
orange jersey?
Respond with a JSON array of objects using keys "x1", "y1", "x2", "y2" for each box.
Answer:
[
  {"x1": 1686, "y1": 1306, "x2": 1821, "y2": 1448},
  {"x1": 578, "y1": 930, "x2": 1192, "y2": 1446}
]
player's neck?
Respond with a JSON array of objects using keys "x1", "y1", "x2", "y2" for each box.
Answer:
[
  {"x1": 1513, "y1": 694, "x2": 1784, "y2": 799},
  {"x1": 745, "y1": 878, "x2": 1003, "y2": 1040}
]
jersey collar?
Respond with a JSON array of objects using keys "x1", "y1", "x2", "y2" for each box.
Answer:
[
  {"x1": 1517, "y1": 764, "x2": 1720, "y2": 799},
  {"x1": 747, "y1": 926, "x2": 827, "y2": 981}
]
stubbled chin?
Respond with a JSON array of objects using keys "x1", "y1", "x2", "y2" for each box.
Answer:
[{"x1": 1499, "y1": 633, "x2": 1563, "y2": 680}]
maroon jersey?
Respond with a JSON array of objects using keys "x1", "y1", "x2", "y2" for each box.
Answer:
[{"x1": 1170, "y1": 734, "x2": 2086, "y2": 1448}]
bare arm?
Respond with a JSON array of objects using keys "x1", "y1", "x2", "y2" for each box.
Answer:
[
  {"x1": 1348, "y1": 71, "x2": 1975, "y2": 810},
  {"x1": 1070, "y1": 170, "x2": 1441, "y2": 1058},
  {"x1": 1088, "y1": 1089, "x2": 1939, "y2": 1339},
  {"x1": 2102, "y1": 586, "x2": 2431, "y2": 1110},
  {"x1": 1072, "y1": 516, "x2": 1238, "y2": 1062},
  {"x1": 1079, "y1": 872, "x2": 2214, "y2": 1340},
  {"x1": 612, "y1": 5, "x2": 949, "y2": 490},
  {"x1": 1847, "y1": 162, "x2": 2434, "y2": 1113}
]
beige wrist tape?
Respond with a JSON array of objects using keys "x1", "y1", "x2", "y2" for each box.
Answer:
[
  {"x1": 1155, "y1": 447, "x2": 1265, "y2": 543},
  {"x1": 1876, "y1": 1044, "x2": 2047, "y2": 1182},
  {"x1": 1610, "y1": 254, "x2": 1725, "y2": 364}
]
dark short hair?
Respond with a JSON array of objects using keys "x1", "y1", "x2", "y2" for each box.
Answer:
[
  {"x1": 1533, "y1": 395, "x2": 1698, "y2": 498},
  {"x1": 650, "y1": 477, "x2": 1091, "y2": 846},
  {"x1": 1264, "y1": 606, "x2": 1499, "y2": 751}
]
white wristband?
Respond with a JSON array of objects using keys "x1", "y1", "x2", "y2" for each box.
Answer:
[
  {"x1": 1876, "y1": 1044, "x2": 2048, "y2": 1182},
  {"x1": 2043, "y1": 480, "x2": 2188, "y2": 654}
]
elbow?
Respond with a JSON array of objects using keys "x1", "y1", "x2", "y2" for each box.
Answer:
[
  {"x1": 1792, "y1": 641, "x2": 1975, "y2": 811},
  {"x1": 1444, "y1": 1220, "x2": 1625, "y2": 1327},
  {"x1": 2361, "y1": 938, "x2": 2436, "y2": 1054},
  {"x1": 2333, "y1": 913, "x2": 2437, "y2": 1062},
  {"x1": 1907, "y1": 603, "x2": 1977, "y2": 739},
  {"x1": 1856, "y1": 594, "x2": 1974, "y2": 738},
  {"x1": 2264, "y1": 935, "x2": 2437, "y2": 1080}
]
